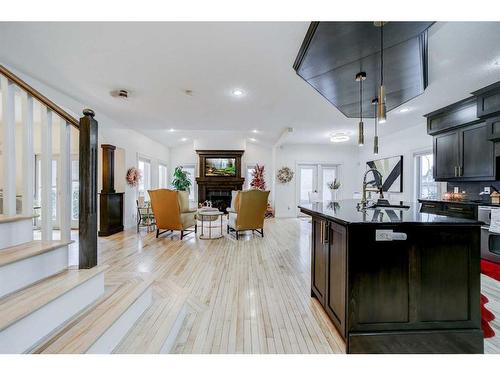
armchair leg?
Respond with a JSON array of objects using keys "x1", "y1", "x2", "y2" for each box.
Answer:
[
  {"x1": 195, "y1": 224, "x2": 197, "y2": 234},
  {"x1": 156, "y1": 229, "x2": 159, "y2": 238},
  {"x1": 261, "y1": 228, "x2": 264, "y2": 237},
  {"x1": 236, "y1": 231, "x2": 239, "y2": 240},
  {"x1": 181, "y1": 230, "x2": 184, "y2": 240}
]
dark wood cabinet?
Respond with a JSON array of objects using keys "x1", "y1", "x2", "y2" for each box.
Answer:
[
  {"x1": 419, "y1": 199, "x2": 477, "y2": 220},
  {"x1": 311, "y1": 217, "x2": 328, "y2": 305},
  {"x1": 460, "y1": 121, "x2": 494, "y2": 179},
  {"x1": 434, "y1": 130, "x2": 460, "y2": 179},
  {"x1": 472, "y1": 81, "x2": 500, "y2": 118},
  {"x1": 432, "y1": 121, "x2": 495, "y2": 181},
  {"x1": 325, "y1": 222, "x2": 347, "y2": 337}
]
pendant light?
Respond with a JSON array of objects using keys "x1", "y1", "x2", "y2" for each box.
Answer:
[
  {"x1": 372, "y1": 98, "x2": 379, "y2": 154},
  {"x1": 356, "y1": 71, "x2": 366, "y2": 146},
  {"x1": 376, "y1": 22, "x2": 387, "y2": 124}
]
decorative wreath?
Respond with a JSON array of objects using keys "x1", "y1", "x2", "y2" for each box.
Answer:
[
  {"x1": 277, "y1": 166, "x2": 294, "y2": 183},
  {"x1": 126, "y1": 167, "x2": 142, "y2": 187}
]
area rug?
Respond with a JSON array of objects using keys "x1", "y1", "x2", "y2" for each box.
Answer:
[{"x1": 481, "y1": 259, "x2": 499, "y2": 338}]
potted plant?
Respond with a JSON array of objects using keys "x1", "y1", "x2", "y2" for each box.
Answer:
[
  {"x1": 327, "y1": 178, "x2": 341, "y2": 202},
  {"x1": 172, "y1": 166, "x2": 192, "y2": 192}
]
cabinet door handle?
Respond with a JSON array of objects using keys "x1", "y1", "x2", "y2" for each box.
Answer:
[
  {"x1": 448, "y1": 207, "x2": 464, "y2": 211},
  {"x1": 323, "y1": 222, "x2": 329, "y2": 244}
]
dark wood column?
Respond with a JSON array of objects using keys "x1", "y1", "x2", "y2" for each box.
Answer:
[{"x1": 79, "y1": 109, "x2": 98, "y2": 269}]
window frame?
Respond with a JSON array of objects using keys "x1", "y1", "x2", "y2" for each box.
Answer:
[
  {"x1": 413, "y1": 150, "x2": 444, "y2": 202},
  {"x1": 137, "y1": 154, "x2": 152, "y2": 199}
]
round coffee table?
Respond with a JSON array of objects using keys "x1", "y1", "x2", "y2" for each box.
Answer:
[{"x1": 197, "y1": 210, "x2": 224, "y2": 240}]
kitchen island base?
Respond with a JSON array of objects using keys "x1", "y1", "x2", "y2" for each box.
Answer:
[{"x1": 301, "y1": 201, "x2": 484, "y2": 354}]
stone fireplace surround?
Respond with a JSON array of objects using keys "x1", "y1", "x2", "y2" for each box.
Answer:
[{"x1": 195, "y1": 150, "x2": 245, "y2": 213}]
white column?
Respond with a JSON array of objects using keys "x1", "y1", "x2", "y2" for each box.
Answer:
[
  {"x1": 41, "y1": 107, "x2": 53, "y2": 241},
  {"x1": 21, "y1": 92, "x2": 34, "y2": 217},
  {"x1": 58, "y1": 120, "x2": 72, "y2": 242},
  {"x1": 0, "y1": 76, "x2": 17, "y2": 216}
]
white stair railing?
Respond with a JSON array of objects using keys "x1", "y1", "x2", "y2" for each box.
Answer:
[{"x1": 0, "y1": 65, "x2": 79, "y2": 243}]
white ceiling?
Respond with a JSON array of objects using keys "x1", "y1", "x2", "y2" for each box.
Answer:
[{"x1": 1, "y1": 21, "x2": 500, "y2": 147}]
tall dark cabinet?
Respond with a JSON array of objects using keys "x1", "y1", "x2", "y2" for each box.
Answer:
[{"x1": 98, "y1": 144, "x2": 124, "y2": 237}]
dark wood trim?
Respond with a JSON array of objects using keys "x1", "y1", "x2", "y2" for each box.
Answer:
[
  {"x1": 79, "y1": 109, "x2": 98, "y2": 268},
  {"x1": 0, "y1": 64, "x2": 79, "y2": 129},
  {"x1": 292, "y1": 22, "x2": 319, "y2": 71}
]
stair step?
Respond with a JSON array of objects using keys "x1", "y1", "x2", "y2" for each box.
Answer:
[
  {"x1": 0, "y1": 265, "x2": 108, "y2": 353},
  {"x1": 40, "y1": 278, "x2": 153, "y2": 354},
  {"x1": 0, "y1": 215, "x2": 34, "y2": 250},
  {"x1": 0, "y1": 240, "x2": 72, "y2": 298},
  {"x1": 0, "y1": 214, "x2": 33, "y2": 224},
  {"x1": 0, "y1": 240, "x2": 72, "y2": 267},
  {"x1": 114, "y1": 289, "x2": 189, "y2": 353}
]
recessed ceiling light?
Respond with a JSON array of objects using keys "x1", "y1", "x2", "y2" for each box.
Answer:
[
  {"x1": 180, "y1": 137, "x2": 188, "y2": 142},
  {"x1": 168, "y1": 128, "x2": 175, "y2": 132},
  {"x1": 494, "y1": 60, "x2": 500, "y2": 66},
  {"x1": 399, "y1": 108, "x2": 410, "y2": 113},
  {"x1": 330, "y1": 133, "x2": 350, "y2": 143},
  {"x1": 252, "y1": 129, "x2": 259, "y2": 133},
  {"x1": 232, "y1": 88, "x2": 244, "y2": 97},
  {"x1": 249, "y1": 138, "x2": 257, "y2": 142}
]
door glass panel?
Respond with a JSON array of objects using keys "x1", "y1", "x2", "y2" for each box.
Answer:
[
  {"x1": 322, "y1": 167, "x2": 337, "y2": 202},
  {"x1": 300, "y1": 168, "x2": 314, "y2": 203},
  {"x1": 489, "y1": 235, "x2": 500, "y2": 255}
]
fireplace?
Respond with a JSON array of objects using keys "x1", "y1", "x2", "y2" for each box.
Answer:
[{"x1": 196, "y1": 150, "x2": 244, "y2": 213}]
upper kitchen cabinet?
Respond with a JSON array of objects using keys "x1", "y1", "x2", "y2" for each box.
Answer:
[
  {"x1": 472, "y1": 81, "x2": 500, "y2": 119},
  {"x1": 426, "y1": 84, "x2": 500, "y2": 181}
]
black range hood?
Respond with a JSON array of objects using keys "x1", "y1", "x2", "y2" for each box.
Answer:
[{"x1": 293, "y1": 22, "x2": 435, "y2": 118}]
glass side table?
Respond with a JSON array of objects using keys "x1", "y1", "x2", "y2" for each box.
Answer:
[{"x1": 197, "y1": 210, "x2": 224, "y2": 240}]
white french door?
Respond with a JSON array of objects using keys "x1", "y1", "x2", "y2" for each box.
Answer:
[{"x1": 297, "y1": 163, "x2": 338, "y2": 215}]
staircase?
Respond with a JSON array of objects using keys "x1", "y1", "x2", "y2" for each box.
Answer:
[{"x1": 0, "y1": 65, "x2": 153, "y2": 353}]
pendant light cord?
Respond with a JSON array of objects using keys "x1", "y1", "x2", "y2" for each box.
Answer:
[
  {"x1": 359, "y1": 76, "x2": 363, "y2": 121},
  {"x1": 380, "y1": 23, "x2": 384, "y2": 86}
]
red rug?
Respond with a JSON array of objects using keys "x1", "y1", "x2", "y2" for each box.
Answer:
[{"x1": 481, "y1": 260, "x2": 499, "y2": 338}]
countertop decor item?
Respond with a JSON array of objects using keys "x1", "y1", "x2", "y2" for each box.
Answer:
[
  {"x1": 277, "y1": 166, "x2": 294, "y2": 183},
  {"x1": 126, "y1": 167, "x2": 141, "y2": 187},
  {"x1": 327, "y1": 179, "x2": 341, "y2": 202}
]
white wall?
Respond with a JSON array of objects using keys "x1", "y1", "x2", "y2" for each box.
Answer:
[
  {"x1": 4, "y1": 64, "x2": 170, "y2": 229},
  {"x1": 273, "y1": 143, "x2": 360, "y2": 218},
  {"x1": 357, "y1": 124, "x2": 433, "y2": 202}
]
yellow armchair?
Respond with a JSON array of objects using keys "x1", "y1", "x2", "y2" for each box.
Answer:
[
  {"x1": 227, "y1": 189, "x2": 270, "y2": 240},
  {"x1": 148, "y1": 189, "x2": 197, "y2": 239}
]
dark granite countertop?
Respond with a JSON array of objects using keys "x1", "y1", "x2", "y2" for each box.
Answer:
[
  {"x1": 299, "y1": 200, "x2": 482, "y2": 226},
  {"x1": 418, "y1": 198, "x2": 500, "y2": 207}
]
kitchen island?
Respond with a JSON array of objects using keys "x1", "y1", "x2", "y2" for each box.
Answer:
[{"x1": 299, "y1": 200, "x2": 483, "y2": 354}]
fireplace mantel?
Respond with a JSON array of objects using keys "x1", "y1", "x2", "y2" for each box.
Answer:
[{"x1": 195, "y1": 150, "x2": 245, "y2": 212}]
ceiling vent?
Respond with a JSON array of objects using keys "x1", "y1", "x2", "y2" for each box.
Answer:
[{"x1": 110, "y1": 89, "x2": 129, "y2": 99}]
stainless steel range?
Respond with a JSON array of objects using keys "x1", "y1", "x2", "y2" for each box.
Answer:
[{"x1": 478, "y1": 206, "x2": 500, "y2": 264}]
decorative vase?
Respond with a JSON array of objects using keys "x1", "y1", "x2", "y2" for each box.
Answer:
[{"x1": 330, "y1": 189, "x2": 338, "y2": 202}]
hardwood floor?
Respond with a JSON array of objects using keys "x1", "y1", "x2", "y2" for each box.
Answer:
[
  {"x1": 53, "y1": 217, "x2": 499, "y2": 354},
  {"x1": 89, "y1": 218, "x2": 344, "y2": 354}
]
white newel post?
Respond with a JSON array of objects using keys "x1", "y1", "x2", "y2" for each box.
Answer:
[
  {"x1": 41, "y1": 107, "x2": 53, "y2": 241},
  {"x1": 21, "y1": 92, "x2": 34, "y2": 218},
  {"x1": 59, "y1": 120, "x2": 72, "y2": 242},
  {"x1": 0, "y1": 76, "x2": 17, "y2": 216}
]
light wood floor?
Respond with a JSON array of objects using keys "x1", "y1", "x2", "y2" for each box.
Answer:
[{"x1": 64, "y1": 218, "x2": 499, "y2": 354}]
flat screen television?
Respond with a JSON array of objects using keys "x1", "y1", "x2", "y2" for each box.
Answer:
[{"x1": 205, "y1": 158, "x2": 236, "y2": 177}]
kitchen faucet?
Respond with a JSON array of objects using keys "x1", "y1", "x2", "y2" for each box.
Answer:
[{"x1": 359, "y1": 168, "x2": 384, "y2": 209}]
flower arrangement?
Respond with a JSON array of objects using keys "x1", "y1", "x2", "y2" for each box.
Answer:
[
  {"x1": 277, "y1": 166, "x2": 294, "y2": 183},
  {"x1": 250, "y1": 164, "x2": 266, "y2": 190},
  {"x1": 126, "y1": 167, "x2": 141, "y2": 187},
  {"x1": 327, "y1": 179, "x2": 341, "y2": 190}
]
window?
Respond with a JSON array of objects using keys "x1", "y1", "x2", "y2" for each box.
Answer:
[
  {"x1": 246, "y1": 165, "x2": 255, "y2": 189},
  {"x1": 138, "y1": 157, "x2": 152, "y2": 199},
  {"x1": 158, "y1": 164, "x2": 168, "y2": 188},
  {"x1": 415, "y1": 152, "x2": 441, "y2": 200},
  {"x1": 321, "y1": 167, "x2": 337, "y2": 202},
  {"x1": 183, "y1": 165, "x2": 196, "y2": 202}
]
